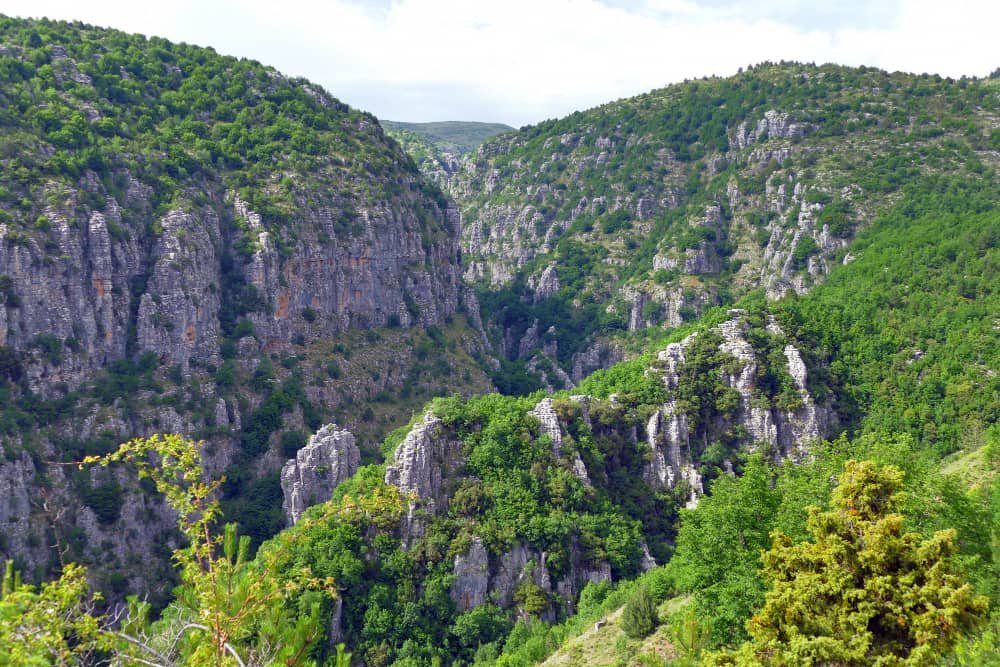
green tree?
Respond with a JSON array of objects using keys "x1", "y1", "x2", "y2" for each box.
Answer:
[
  {"x1": 666, "y1": 456, "x2": 780, "y2": 646},
  {"x1": 713, "y1": 460, "x2": 989, "y2": 666},
  {"x1": 0, "y1": 560, "x2": 107, "y2": 666},
  {"x1": 622, "y1": 587, "x2": 659, "y2": 640},
  {"x1": 85, "y1": 434, "x2": 334, "y2": 666}
]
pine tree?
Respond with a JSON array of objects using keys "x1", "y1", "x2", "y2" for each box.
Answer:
[
  {"x1": 711, "y1": 460, "x2": 989, "y2": 666},
  {"x1": 622, "y1": 587, "x2": 659, "y2": 639}
]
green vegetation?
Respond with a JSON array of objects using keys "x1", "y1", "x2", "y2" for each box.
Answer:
[
  {"x1": 1, "y1": 435, "x2": 342, "y2": 665},
  {"x1": 0, "y1": 16, "x2": 450, "y2": 250},
  {"x1": 450, "y1": 61, "x2": 999, "y2": 391},
  {"x1": 383, "y1": 120, "x2": 514, "y2": 156},
  {"x1": 487, "y1": 169, "x2": 1000, "y2": 664},
  {"x1": 2, "y1": 18, "x2": 1000, "y2": 666},
  {"x1": 710, "y1": 460, "x2": 988, "y2": 665},
  {"x1": 621, "y1": 587, "x2": 659, "y2": 640},
  {"x1": 261, "y1": 385, "x2": 684, "y2": 665},
  {"x1": 0, "y1": 560, "x2": 106, "y2": 665}
]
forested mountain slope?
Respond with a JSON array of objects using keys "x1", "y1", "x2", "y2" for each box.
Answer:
[
  {"x1": 441, "y1": 63, "x2": 1000, "y2": 392},
  {"x1": 0, "y1": 15, "x2": 492, "y2": 597},
  {"x1": 0, "y1": 17, "x2": 997, "y2": 667},
  {"x1": 494, "y1": 176, "x2": 1000, "y2": 665},
  {"x1": 264, "y1": 174, "x2": 999, "y2": 666},
  {"x1": 383, "y1": 120, "x2": 514, "y2": 189}
]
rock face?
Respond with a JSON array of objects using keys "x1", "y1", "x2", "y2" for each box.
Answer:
[
  {"x1": 529, "y1": 263, "x2": 560, "y2": 303},
  {"x1": 281, "y1": 424, "x2": 360, "y2": 525},
  {"x1": 0, "y1": 449, "x2": 47, "y2": 569},
  {"x1": 451, "y1": 537, "x2": 489, "y2": 611},
  {"x1": 732, "y1": 109, "x2": 807, "y2": 150},
  {"x1": 384, "y1": 411, "x2": 465, "y2": 513},
  {"x1": 0, "y1": 26, "x2": 481, "y2": 595},
  {"x1": 0, "y1": 204, "x2": 143, "y2": 393},
  {"x1": 644, "y1": 402, "x2": 702, "y2": 508},
  {"x1": 136, "y1": 210, "x2": 222, "y2": 371},
  {"x1": 529, "y1": 398, "x2": 590, "y2": 485},
  {"x1": 439, "y1": 74, "x2": 911, "y2": 388},
  {"x1": 643, "y1": 310, "x2": 835, "y2": 505}
]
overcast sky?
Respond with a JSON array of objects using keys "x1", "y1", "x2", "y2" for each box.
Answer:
[{"x1": 2, "y1": 0, "x2": 998, "y2": 126}]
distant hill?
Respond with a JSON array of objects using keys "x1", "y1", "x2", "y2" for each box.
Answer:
[{"x1": 381, "y1": 120, "x2": 514, "y2": 156}]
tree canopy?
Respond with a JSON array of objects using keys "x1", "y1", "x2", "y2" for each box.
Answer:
[{"x1": 712, "y1": 460, "x2": 988, "y2": 666}]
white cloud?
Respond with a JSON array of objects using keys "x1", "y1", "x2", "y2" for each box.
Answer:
[{"x1": 2, "y1": 0, "x2": 997, "y2": 124}]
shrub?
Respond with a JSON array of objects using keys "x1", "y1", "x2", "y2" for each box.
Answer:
[
  {"x1": 280, "y1": 430, "x2": 306, "y2": 458},
  {"x1": 714, "y1": 460, "x2": 989, "y2": 665},
  {"x1": 622, "y1": 587, "x2": 658, "y2": 639}
]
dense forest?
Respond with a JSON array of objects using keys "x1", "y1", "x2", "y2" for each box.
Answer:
[{"x1": 0, "y1": 14, "x2": 998, "y2": 667}]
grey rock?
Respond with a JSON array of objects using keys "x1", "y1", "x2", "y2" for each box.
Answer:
[
  {"x1": 683, "y1": 245, "x2": 722, "y2": 275},
  {"x1": 643, "y1": 310, "x2": 833, "y2": 505},
  {"x1": 384, "y1": 411, "x2": 465, "y2": 514},
  {"x1": 530, "y1": 263, "x2": 560, "y2": 303},
  {"x1": 517, "y1": 319, "x2": 541, "y2": 358},
  {"x1": 491, "y1": 544, "x2": 533, "y2": 607},
  {"x1": 530, "y1": 398, "x2": 591, "y2": 485},
  {"x1": 452, "y1": 537, "x2": 490, "y2": 611},
  {"x1": 213, "y1": 398, "x2": 229, "y2": 427},
  {"x1": 281, "y1": 424, "x2": 360, "y2": 525},
  {"x1": 328, "y1": 597, "x2": 344, "y2": 646},
  {"x1": 571, "y1": 341, "x2": 623, "y2": 383},
  {"x1": 640, "y1": 542, "x2": 657, "y2": 571},
  {"x1": 0, "y1": 450, "x2": 46, "y2": 568},
  {"x1": 733, "y1": 109, "x2": 807, "y2": 149},
  {"x1": 137, "y1": 209, "x2": 221, "y2": 371}
]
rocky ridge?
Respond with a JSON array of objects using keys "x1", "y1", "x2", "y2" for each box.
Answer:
[
  {"x1": 309, "y1": 309, "x2": 837, "y2": 622},
  {"x1": 431, "y1": 63, "x2": 1000, "y2": 391}
]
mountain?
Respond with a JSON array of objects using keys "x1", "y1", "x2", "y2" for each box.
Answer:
[
  {"x1": 438, "y1": 63, "x2": 1000, "y2": 394},
  {"x1": 383, "y1": 120, "x2": 515, "y2": 191},
  {"x1": 382, "y1": 120, "x2": 515, "y2": 156},
  {"x1": 0, "y1": 15, "x2": 492, "y2": 597},
  {"x1": 492, "y1": 176, "x2": 1000, "y2": 664},
  {"x1": 266, "y1": 172, "x2": 1000, "y2": 666},
  {"x1": 276, "y1": 65, "x2": 998, "y2": 664},
  {"x1": 0, "y1": 15, "x2": 997, "y2": 666}
]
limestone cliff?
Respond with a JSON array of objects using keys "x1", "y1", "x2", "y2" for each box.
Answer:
[
  {"x1": 281, "y1": 423, "x2": 360, "y2": 525},
  {"x1": 0, "y1": 17, "x2": 491, "y2": 594},
  {"x1": 644, "y1": 310, "x2": 835, "y2": 507}
]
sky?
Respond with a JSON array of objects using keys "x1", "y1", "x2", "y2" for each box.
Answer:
[{"x1": 2, "y1": 0, "x2": 998, "y2": 126}]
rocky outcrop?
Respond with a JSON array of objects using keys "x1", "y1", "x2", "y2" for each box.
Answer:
[
  {"x1": 0, "y1": 203, "x2": 143, "y2": 394},
  {"x1": 374, "y1": 320, "x2": 835, "y2": 618},
  {"x1": 0, "y1": 449, "x2": 47, "y2": 569},
  {"x1": 529, "y1": 398, "x2": 591, "y2": 485},
  {"x1": 643, "y1": 310, "x2": 835, "y2": 503},
  {"x1": 384, "y1": 411, "x2": 465, "y2": 513},
  {"x1": 529, "y1": 263, "x2": 560, "y2": 302},
  {"x1": 732, "y1": 109, "x2": 808, "y2": 150},
  {"x1": 281, "y1": 424, "x2": 360, "y2": 525},
  {"x1": 644, "y1": 402, "x2": 702, "y2": 508},
  {"x1": 137, "y1": 210, "x2": 221, "y2": 371},
  {"x1": 449, "y1": 538, "x2": 614, "y2": 619}
]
